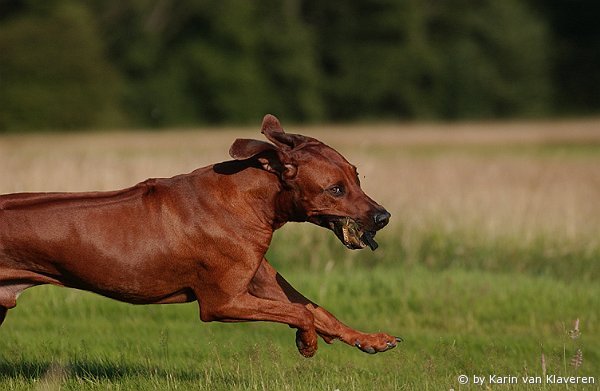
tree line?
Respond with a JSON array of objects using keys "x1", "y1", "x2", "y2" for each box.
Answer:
[{"x1": 0, "y1": 0, "x2": 598, "y2": 131}]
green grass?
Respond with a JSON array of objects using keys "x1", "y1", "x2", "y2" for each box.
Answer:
[
  {"x1": 268, "y1": 225, "x2": 600, "y2": 282},
  {"x1": 1, "y1": 227, "x2": 598, "y2": 390},
  {"x1": 1, "y1": 124, "x2": 599, "y2": 389}
]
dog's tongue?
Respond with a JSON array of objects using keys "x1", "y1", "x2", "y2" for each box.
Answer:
[{"x1": 362, "y1": 232, "x2": 378, "y2": 251}]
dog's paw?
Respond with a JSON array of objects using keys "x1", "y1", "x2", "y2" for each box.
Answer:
[
  {"x1": 351, "y1": 332, "x2": 402, "y2": 354},
  {"x1": 295, "y1": 329, "x2": 318, "y2": 358}
]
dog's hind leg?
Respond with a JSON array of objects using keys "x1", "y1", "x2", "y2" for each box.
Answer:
[
  {"x1": 0, "y1": 283, "x2": 33, "y2": 327},
  {"x1": 0, "y1": 270, "x2": 41, "y2": 327}
]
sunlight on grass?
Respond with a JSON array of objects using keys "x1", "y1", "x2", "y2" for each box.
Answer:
[{"x1": 1, "y1": 120, "x2": 599, "y2": 389}]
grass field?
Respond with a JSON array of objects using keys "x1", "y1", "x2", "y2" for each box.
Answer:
[{"x1": 1, "y1": 119, "x2": 599, "y2": 390}]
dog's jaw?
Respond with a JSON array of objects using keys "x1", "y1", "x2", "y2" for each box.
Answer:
[{"x1": 310, "y1": 215, "x2": 379, "y2": 251}]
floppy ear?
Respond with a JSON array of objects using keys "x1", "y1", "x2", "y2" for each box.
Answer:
[
  {"x1": 229, "y1": 138, "x2": 276, "y2": 160},
  {"x1": 261, "y1": 114, "x2": 308, "y2": 150},
  {"x1": 229, "y1": 138, "x2": 297, "y2": 179}
]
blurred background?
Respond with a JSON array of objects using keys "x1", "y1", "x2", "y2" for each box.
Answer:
[
  {"x1": 0, "y1": 0, "x2": 599, "y2": 131},
  {"x1": 1, "y1": 1, "x2": 599, "y2": 389}
]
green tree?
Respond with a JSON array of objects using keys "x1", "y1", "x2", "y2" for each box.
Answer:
[
  {"x1": 88, "y1": 0, "x2": 322, "y2": 126},
  {"x1": 0, "y1": 1, "x2": 122, "y2": 131},
  {"x1": 0, "y1": 0, "x2": 564, "y2": 130},
  {"x1": 303, "y1": 0, "x2": 551, "y2": 120},
  {"x1": 430, "y1": 0, "x2": 551, "y2": 118}
]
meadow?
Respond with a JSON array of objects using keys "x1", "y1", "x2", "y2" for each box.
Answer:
[{"x1": 0, "y1": 120, "x2": 599, "y2": 390}]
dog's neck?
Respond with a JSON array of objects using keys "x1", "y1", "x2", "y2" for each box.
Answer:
[
  {"x1": 209, "y1": 159, "x2": 308, "y2": 231},
  {"x1": 273, "y1": 186, "x2": 307, "y2": 228}
]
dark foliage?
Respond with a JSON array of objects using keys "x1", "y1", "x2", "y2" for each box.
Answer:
[{"x1": 0, "y1": 0, "x2": 597, "y2": 131}]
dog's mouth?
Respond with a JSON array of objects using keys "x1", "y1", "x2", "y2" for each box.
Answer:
[{"x1": 319, "y1": 216, "x2": 379, "y2": 251}]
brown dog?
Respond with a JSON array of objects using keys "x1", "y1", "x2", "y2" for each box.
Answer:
[{"x1": 0, "y1": 115, "x2": 399, "y2": 357}]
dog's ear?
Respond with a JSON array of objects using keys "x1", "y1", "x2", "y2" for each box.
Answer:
[
  {"x1": 229, "y1": 138, "x2": 297, "y2": 179},
  {"x1": 229, "y1": 138, "x2": 276, "y2": 160},
  {"x1": 261, "y1": 114, "x2": 308, "y2": 150}
]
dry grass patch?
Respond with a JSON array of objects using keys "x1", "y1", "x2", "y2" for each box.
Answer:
[{"x1": 2, "y1": 120, "x2": 599, "y2": 242}]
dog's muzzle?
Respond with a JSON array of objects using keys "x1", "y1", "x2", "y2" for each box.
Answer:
[{"x1": 311, "y1": 215, "x2": 380, "y2": 251}]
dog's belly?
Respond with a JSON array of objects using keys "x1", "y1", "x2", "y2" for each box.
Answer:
[
  {"x1": 75, "y1": 283, "x2": 197, "y2": 305},
  {"x1": 0, "y1": 249, "x2": 198, "y2": 306}
]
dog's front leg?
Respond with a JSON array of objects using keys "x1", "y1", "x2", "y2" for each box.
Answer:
[
  {"x1": 249, "y1": 258, "x2": 401, "y2": 354},
  {"x1": 197, "y1": 291, "x2": 319, "y2": 357}
]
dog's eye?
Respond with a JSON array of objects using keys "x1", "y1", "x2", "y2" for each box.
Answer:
[{"x1": 328, "y1": 185, "x2": 345, "y2": 197}]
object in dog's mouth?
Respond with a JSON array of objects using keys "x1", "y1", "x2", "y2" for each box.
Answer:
[
  {"x1": 340, "y1": 217, "x2": 378, "y2": 251},
  {"x1": 361, "y1": 231, "x2": 378, "y2": 251}
]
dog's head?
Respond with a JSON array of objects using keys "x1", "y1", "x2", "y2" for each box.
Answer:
[{"x1": 229, "y1": 114, "x2": 390, "y2": 250}]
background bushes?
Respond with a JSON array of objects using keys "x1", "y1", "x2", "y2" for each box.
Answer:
[{"x1": 0, "y1": 0, "x2": 598, "y2": 131}]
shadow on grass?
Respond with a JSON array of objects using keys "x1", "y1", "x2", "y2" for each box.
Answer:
[{"x1": 0, "y1": 359, "x2": 203, "y2": 381}]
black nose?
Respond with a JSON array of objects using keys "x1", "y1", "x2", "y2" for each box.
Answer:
[{"x1": 374, "y1": 210, "x2": 391, "y2": 229}]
